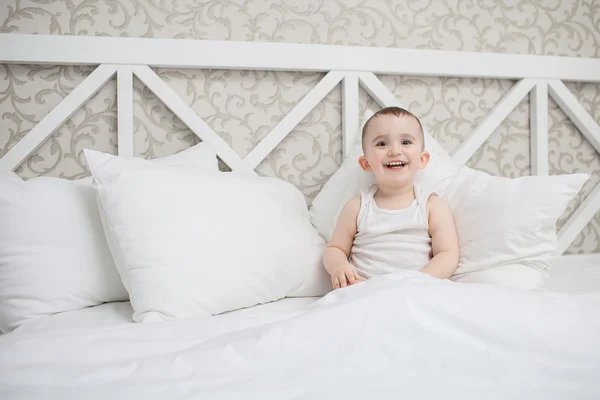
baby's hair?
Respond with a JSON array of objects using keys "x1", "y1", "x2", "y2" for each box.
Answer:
[{"x1": 362, "y1": 106, "x2": 425, "y2": 150}]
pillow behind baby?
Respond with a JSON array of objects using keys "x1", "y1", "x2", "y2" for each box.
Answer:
[
  {"x1": 85, "y1": 149, "x2": 331, "y2": 323},
  {"x1": 0, "y1": 142, "x2": 219, "y2": 333},
  {"x1": 444, "y1": 166, "x2": 589, "y2": 290}
]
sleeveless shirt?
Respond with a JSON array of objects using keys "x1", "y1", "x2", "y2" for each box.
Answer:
[{"x1": 349, "y1": 184, "x2": 434, "y2": 278}]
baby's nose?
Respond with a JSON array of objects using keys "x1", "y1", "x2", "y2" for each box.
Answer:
[{"x1": 389, "y1": 145, "x2": 403, "y2": 155}]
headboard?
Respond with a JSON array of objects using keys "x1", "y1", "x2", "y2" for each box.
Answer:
[{"x1": 0, "y1": 33, "x2": 599, "y2": 256}]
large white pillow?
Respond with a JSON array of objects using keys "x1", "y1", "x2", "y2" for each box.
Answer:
[
  {"x1": 0, "y1": 142, "x2": 219, "y2": 333},
  {"x1": 85, "y1": 149, "x2": 330, "y2": 323},
  {"x1": 444, "y1": 166, "x2": 590, "y2": 290},
  {"x1": 309, "y1": 108, "x2": 460, "y2": 241}
]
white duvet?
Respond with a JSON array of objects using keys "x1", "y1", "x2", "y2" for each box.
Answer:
[{"x1": 1, "y1": 271, "x2": 599, "y2": 400}]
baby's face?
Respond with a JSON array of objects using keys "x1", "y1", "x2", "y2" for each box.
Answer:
[{"x1": 359, "y1": 114, "x2": 429, "y2": 188}]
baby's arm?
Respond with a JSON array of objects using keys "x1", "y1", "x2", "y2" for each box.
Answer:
[
  {"x1": 421, "y1": 195, "x2": 460, "y2": 279},
  {"x1": 323, "y1": 196, "x2": 364, "y2": 289}
]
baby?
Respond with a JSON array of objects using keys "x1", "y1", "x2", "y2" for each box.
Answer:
[{"x1": 323, "y1": 106, "x2": 459, "y2": 289}]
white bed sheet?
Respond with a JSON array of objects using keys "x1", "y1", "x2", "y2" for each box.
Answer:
[
  {"x1": 1, "y1": 258, "x2": 599, "y2": 399},
  {"x1": 9, "y1": 253, "x2": 600, "y2": 337}
]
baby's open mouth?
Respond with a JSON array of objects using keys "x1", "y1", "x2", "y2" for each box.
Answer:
[{"x1": 385, "y1": 161, "x2": 407, "y2": 169}]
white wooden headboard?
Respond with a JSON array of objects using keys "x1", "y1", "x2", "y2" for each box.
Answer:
[{"x1": 0, "y1": 33, "x2": 599, "y2": 256}]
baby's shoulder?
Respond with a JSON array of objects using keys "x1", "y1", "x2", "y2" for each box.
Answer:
[
  {"x1": 425, "y1": 192, "x2": 444, "y2": 209},
  {"x1": 425, "y1": 193, "x2": 453, "y2": 222},
  {"x1": 425, "y1": 192, "x2": 440, "y2": 205},
  {"x1": 335, "y1": 195, "x2": 362, "y2": 231},
  {"x1": 343, "y1": 195, "x2": 362, "y2": 215}
]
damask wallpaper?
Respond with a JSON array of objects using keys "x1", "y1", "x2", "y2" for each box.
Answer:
[{"x1": 1, "y1": 0, "x2": 599, "y2": 253}]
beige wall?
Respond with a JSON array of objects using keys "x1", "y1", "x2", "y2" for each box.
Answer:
[{"x1": 1, "y1": 0, "x2": 599, "y2": 253}]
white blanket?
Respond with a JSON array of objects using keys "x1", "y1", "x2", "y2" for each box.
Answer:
[{"x1": 1, "y1": 271, "x2": 599, "y2": 400}]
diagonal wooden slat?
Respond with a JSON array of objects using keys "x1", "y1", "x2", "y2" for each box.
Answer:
[
  {"x1": 342, "y1": 73, "x2": 360, "y2": 158},
  {"x1": 117, "y1": 67, "x2": 134, "y2": 158},
  {"x1": 0, "y1": 64, "x2": 117, "y2": 173},
  {"x1": 244, "y1": 71, "x2": 344, "y2": 169},
  {"x1": 132, "y1": 65, "x2": 254, "y2": 174},
  {"x1": 357, "y1": 72, "x2": 399, "y2": 107},
  {"x1": 356, "y1": 72, "x2": 448, "y2": 158},
  {"x1": 548, "y1": 79, "x2": 600, "y2": 155},
  {"x1": 530, "y1": 80, "x2": 548, "y2": 176},
  {"x1": 451, "y1": 78, "x2": 536, "y2": 166},
  {"x1": 548, "y1": 79, "x2": 600, "y2": 254},
  {"x1": 557, "y1": 181, "x2": 600, "y2": 256}
]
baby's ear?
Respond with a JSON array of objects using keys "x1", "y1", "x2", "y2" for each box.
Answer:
[
  {"x1": 358, "y1": 155, "x2": 371, "y2": 172},
  {"x1": 419, "y1": 151, "x2": 431, "y2": 169}
]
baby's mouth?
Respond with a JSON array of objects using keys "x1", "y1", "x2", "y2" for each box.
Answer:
[{"x1": 385, "y1": 161, "x2": 407, "y2": 169}]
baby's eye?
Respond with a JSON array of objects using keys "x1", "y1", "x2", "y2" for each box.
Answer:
[
  {"x1": 376, "y1": 141, "x2": 388, "y2": 147},
  {"x1": 402, "y1": 140, "x2": 412, "y2": 145}
]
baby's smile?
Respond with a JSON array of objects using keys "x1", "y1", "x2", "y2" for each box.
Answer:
[{"x1": 384, "y1": 160, "x2": 408, "y2": 169}]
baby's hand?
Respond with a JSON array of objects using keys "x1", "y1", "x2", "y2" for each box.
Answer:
[{"x1": 330, "y1": 263, "x2": 365, "y2": 289}]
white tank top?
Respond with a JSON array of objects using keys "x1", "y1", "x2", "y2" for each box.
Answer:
[{"x1": 349, "y1": 184, "x2": 434, "y2": 278}]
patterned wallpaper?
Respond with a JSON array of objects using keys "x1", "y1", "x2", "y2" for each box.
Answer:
[{"x1": 1, "y1": 0, "x2": 599, "y2": 253}]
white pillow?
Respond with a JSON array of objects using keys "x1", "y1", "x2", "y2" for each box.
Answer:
[
  {"x1": 85, "y1": 149, "x2": 330, "y2": 323},
  {"x1": 309, "y1": 109, "x2": 460, "y2": 241},
  {"x1": 444, "y1": 166, "x2": 590, "y2": 290},
  {"x1": 0, "y1": 142, "x2": 219, "y2": 333}
]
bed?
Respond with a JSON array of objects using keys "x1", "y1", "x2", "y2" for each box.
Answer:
[{"x1": 1, "y1": 33, "x2": 600, "y2": 399}]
